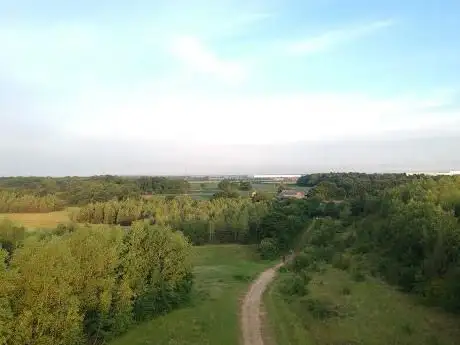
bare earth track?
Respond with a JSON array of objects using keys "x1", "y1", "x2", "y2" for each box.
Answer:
[{"x1": 241, "y1": 262, "x2": 284, "y2": 345}]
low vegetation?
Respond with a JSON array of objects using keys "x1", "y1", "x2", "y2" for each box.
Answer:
[{"x1": 266, "y1": 266, "x2": 460, "y2": 345}]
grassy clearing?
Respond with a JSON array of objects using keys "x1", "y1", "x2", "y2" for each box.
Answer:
[
  {"x1": 110, "y1": 244, "x2": 274, "y2": 345},
  {"x1": 0, "y1": 210, "x2": 72, "y2": 229},
  {"x1": 265, "y1": 266, "x2": 460, "y2": 345},
  {"x1": 147, "y1": 181, "x2": 309, "y2": 200}
]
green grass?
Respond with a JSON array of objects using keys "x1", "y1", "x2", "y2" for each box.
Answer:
[
  {"x1": 110, "y1": 244, "x2": 275, "y2": 345},
  {"x1": 265, "y1": 267, "x2": 460, "y2": 345},
  {"x1": 147, "y1": 181, "x2": 309, "y2": 200}
]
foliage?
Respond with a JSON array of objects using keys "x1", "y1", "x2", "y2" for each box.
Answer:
[
  {"x1": 288, "y1": 173, "x2": 460, "y2": 313},
  {"x1": 217, "y1": 179, "x2": 237, "y2": 192},
  {"x1": 0, "y1": 222, "x2": 193, "y2": 344},
  {"x1": 73, "y1": 196, "x2": 271, "y2": 245},
  {"x1": 211, "y1": 190, "x2": 240, "y2": 200},
  {"x1": 0, "y1": 220, "x2": 26, "y2": 256},
  {"x1": 258, "y1": 237, "x2": 279, "y2": 260},
  {"x1": 279, "y1": 271, "x2": 311, "y2": 297},
  {"x1": 0, "y1": 191, "x2": 64, "y2": 213},
  {"x1": 238, "y1": 181, "x2": 252, "y2": 191},
  {"x1": 0, "y1": 175, "x2": 191, "y2": 210},
  {"x1": 136, "y1": 176, "x2": 190, "y2": 195}
]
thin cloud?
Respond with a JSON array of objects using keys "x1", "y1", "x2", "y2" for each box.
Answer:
[
  {"x1": 169, "y1": 35, "x2": 247, "y2": 85},
  {"x1": 287, "y1": 19, "x2": 395, "y2": 55},
  {"x1": 62, "y1": 86, "x2": 460, "y2": 146}
]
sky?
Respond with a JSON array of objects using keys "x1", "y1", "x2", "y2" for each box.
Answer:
[{"x1": 1, "y1": 0, "x2": 459, "y2": 175}]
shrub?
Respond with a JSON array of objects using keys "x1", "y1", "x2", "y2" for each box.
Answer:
[
  {"x1": 401, "y1": 322, "x2": 414, "y2": 335},
  {"x1": 279, "y1": 271, "x2": 311, "y2": 297},
  {"x1": 258, "y1": 238, "x2": 279, "y2": 260},
  {"x1": 341, "y1": 286, "x2": 351, "y2": 295},
  {"x1": 291, "y1": 252, "x2": 314, "y2": 272},
  {"x1": 332, "y1": 253, "x2": 351, "y2": 271},
  {"x1": 351, "y1": 268, "x2": 366, "y2": 282},
  {"x1": 303, "y1": 298, "x2": 340, "y2": 320}
]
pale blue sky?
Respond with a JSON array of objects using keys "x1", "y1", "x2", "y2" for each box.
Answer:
[{"x1": 1, "y1": 0, "x2": 459, "y2": 175}]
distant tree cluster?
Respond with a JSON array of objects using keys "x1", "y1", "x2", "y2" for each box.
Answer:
[
  {"x1": 73, "y1": 196, "x2": 270, "y2": 245},
  {"x1": 0, "y1": 176, "x2": 192, "y2": 210},
  {"x1": 0, "y1": 219, "x2": 193, "y2": 344},
  {"x1": 217, "y1": 179, "x2": 252, "y2": 192},
  {"x1": 297, "y1": 172, "x2": 418, "y2": 199},
  {"x1": 0, "y1": 191, "x2": 64, "y2": 213},
  {"x1": 136, "y1": 176, "x2": 191, "y2": 195}
]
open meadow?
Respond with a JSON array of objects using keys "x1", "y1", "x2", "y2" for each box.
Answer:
[
  {"x1": 265, "y1": 266, "x2": 460, "y2": 345},
  {"x1": 182, "y1": 180, "x2": 310, "y2": 200},
  {"x1": 0, "y1": 209, "x2": 72, "y2": 229},
  {"x1": 110, "y1": 244, "x2": 275, "y2": 345}
]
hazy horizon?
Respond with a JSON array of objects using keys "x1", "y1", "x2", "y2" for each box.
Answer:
[
  {"x1": 1, "y1": 131, "x2": 458, "y2": 176},
  {"x1": 1, "y1": 1, "x2": 459, "y2": 175}
]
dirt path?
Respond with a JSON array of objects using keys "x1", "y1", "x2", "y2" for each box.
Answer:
[
  {"x1": 241, "y1": 262, "x2": 284, "y2": 345},
  {"x1": 241, "y1": 222, "x2": 315, "y2": 345}
]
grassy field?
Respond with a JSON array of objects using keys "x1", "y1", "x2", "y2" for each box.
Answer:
[
  {"x1": 0, "y1": 210, "x2": 72, "y2": 229},
  {"x1": 110, "y1": 244, "x2": 275, "y2": 345},
  {"x1": 186, "y1": 181, "x2": 309, "y2": 200},
  {"x1": 265, "y1": 267, "x2": 460, "y2": 345}
]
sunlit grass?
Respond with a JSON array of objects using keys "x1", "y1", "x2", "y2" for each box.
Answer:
[
  {"x1": 265, "y1": 267, "x2": 460, "y2": 345},
  {"x1": 0, "y1": 210, "x2": 72, "y2": 229}
]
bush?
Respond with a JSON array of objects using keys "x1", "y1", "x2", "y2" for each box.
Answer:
[
  {"x1": 351, "y1": 267, "x2": 366, "y2": 282},
  {"x1": 258, "y1": 238, "x2": 279, "y2": 260},
  {"x1": 233, "y1": 273, "x2": 253, "y2": 282},
  {"x1": 332, "y1": 253, "x2": 351, "y2": 271},
  {"x1": 291, "y1": 252, "x2": 314, "y2": 272},
  {"x1": 279, "y1": 271, "x2": 311, "y2": 297},
  {"x1": 400, "y1": 322, "x2": 414, "y2": 335},
  {"x1": 303, "y1": 298, "x2": 340, "y2": 320},
  {"x1": 341, "y1": 286, "x2": 351, "y2": 295}
]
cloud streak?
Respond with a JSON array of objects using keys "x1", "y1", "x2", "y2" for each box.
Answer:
[{"x1": 286, "y1": 19, "x2": 394, "y2": 55}]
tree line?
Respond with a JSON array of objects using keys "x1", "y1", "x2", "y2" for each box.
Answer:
[
  {"x1": 0, "y1": 191, "x2": 64, "y2": 213},
  {"x1": 73, "y1": 196, "x2": 270, "y2": 245},
  {"x1": 265, "y1": 173, "x2": 460, "y2": 314},
  {"x1": 0, "y1": 176, "x2": 192, "y2": 210},
  {"x1": 297, "y1": 172, "x2": 420, "y2": 199},
  {"x1": 0, "y1": 219, "x2": 192, "y2": 344}
]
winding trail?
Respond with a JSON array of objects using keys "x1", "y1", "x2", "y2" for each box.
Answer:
[
  {"x1": 241, "y1": 220, "x2": 316, "y2": 345},
  {"x1": 240, "y1": 262, "x2": 284, "y2": 345}
]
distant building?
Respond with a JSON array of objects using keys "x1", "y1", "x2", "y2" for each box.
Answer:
[
  {"x1": 406, "y1": 171, "x2": 460, "y2": 176},
  {"x1": 253, "y1": 174, "x2": 301, "y2": 182},
  {"x1": 277, "y1": 189, "x2": 305, "y2": 200}
]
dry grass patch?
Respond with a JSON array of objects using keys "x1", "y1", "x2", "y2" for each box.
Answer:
[{"x1": 0, "y1": 210, "x2": 71, "y2": 229}]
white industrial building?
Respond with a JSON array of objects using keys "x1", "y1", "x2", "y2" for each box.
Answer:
[{"x1": 406, "y1": 171, "x2": 460, "y2": 176}]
